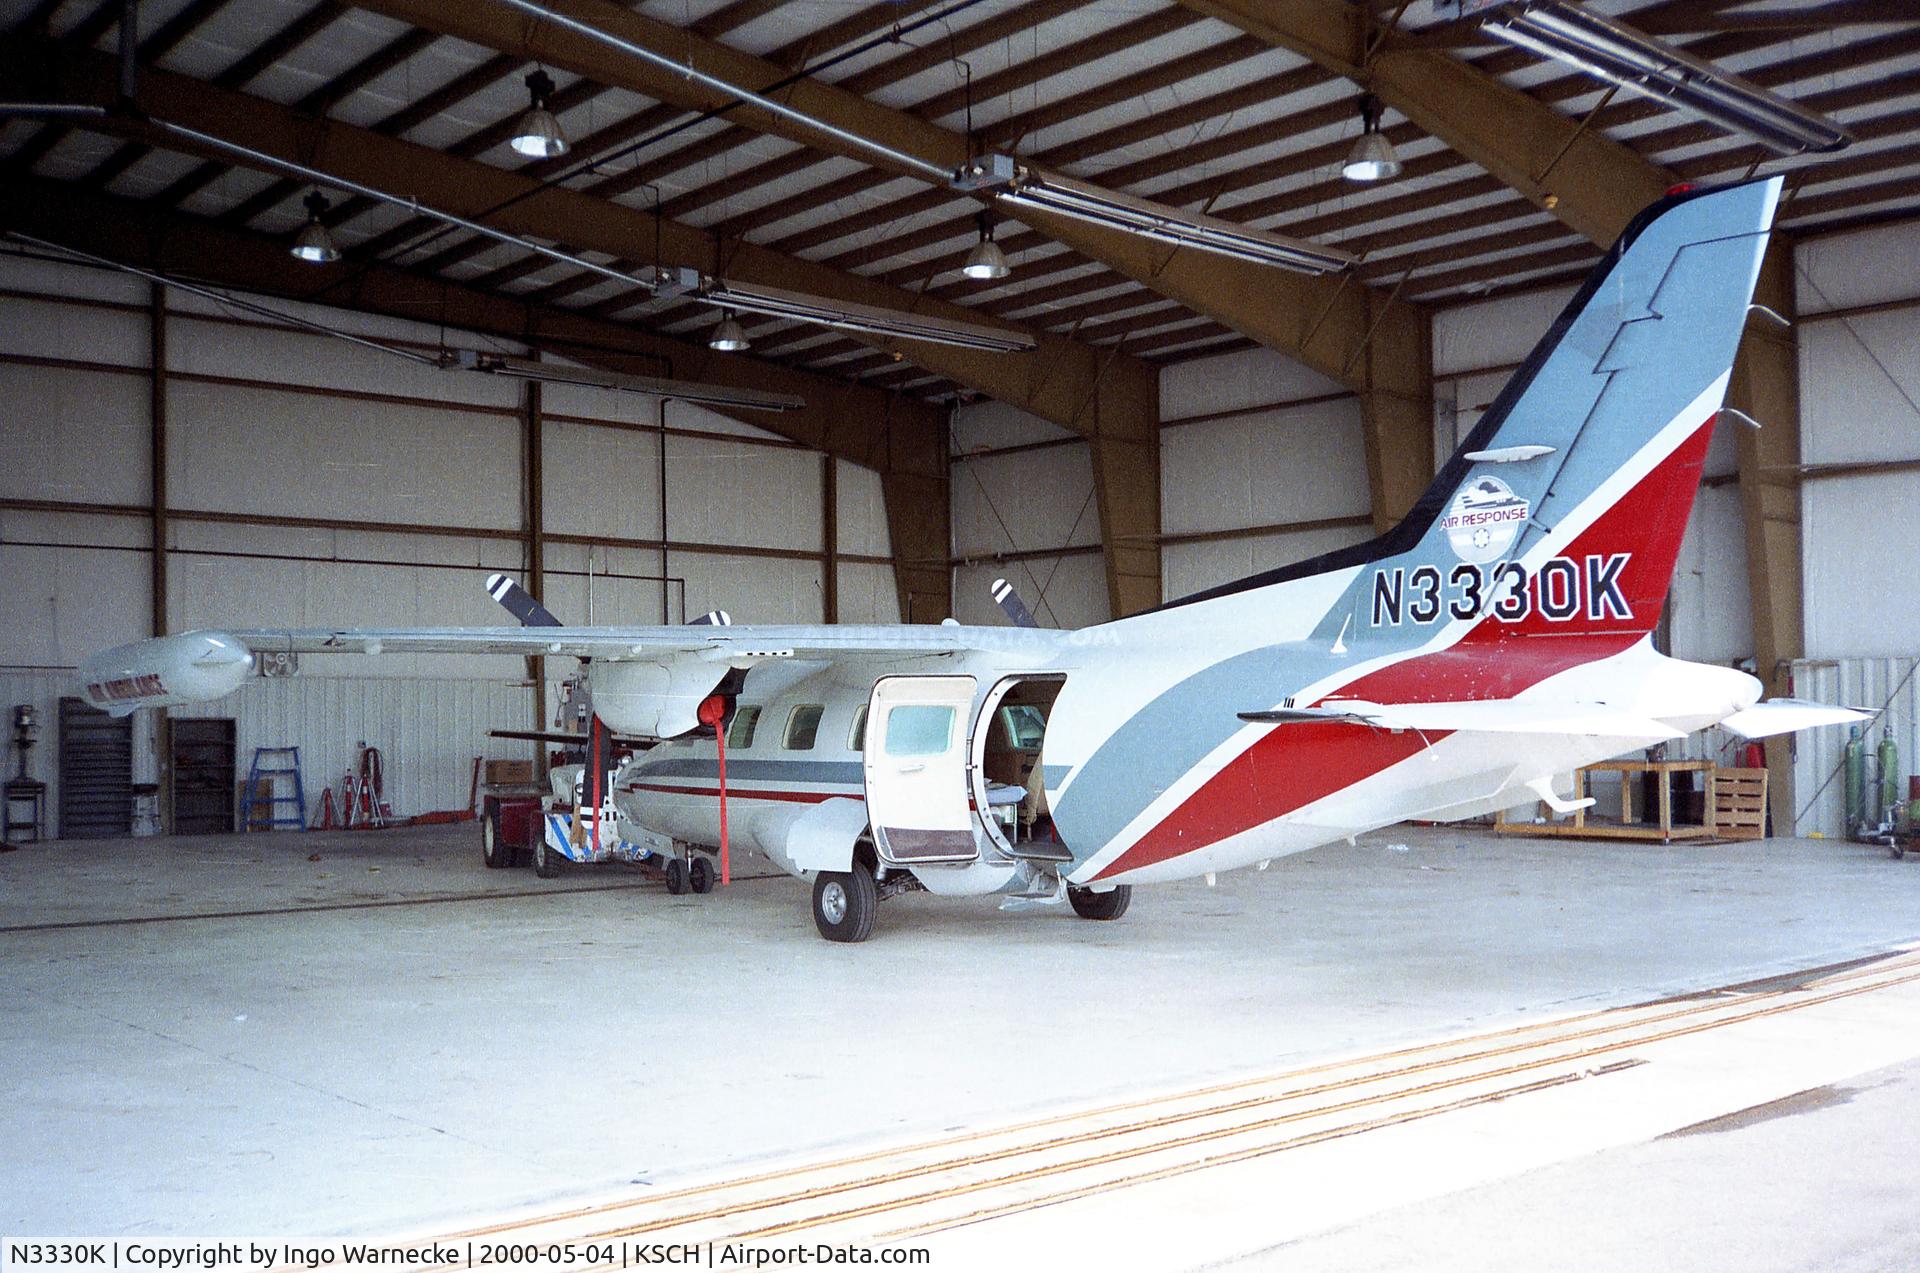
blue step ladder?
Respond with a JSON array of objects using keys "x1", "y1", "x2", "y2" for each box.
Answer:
[{"x1": 240, "y1": 746, "x2": 307, "y2": 831}]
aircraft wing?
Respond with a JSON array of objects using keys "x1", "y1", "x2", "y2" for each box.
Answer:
[
  {"x1": 228, "y1": 622, "x2": 1025, "y2": 662},
  {"x1": 74, "y1": 622, "x2": 1060, "y2": 723}
]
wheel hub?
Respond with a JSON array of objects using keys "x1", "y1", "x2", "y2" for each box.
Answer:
[{"x1": 820, "y1": 880, "x2": 848, "y2": 924}]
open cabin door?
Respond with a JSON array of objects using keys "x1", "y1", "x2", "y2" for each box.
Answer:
[{"x1": 863, "y1": 675, "x2": 982, "y2": 864}]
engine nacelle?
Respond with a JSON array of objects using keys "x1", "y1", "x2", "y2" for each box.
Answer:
[
  {"x1": 75, "y1": 631, "x2": 256, "y2": 716},
  {"x1": 587, "y1": 658, "x2": 730, "y2": 740}
]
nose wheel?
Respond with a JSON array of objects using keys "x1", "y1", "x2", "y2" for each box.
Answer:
[{"x1": 665, "y1": 854, "x2": 718, "y2": 895}]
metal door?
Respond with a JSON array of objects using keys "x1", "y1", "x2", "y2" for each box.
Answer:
[{"x1": 863, "y1": 675, "x2": 982, "y2": 864}]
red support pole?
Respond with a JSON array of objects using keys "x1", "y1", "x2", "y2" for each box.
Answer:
[
  {"x1": 589, "y1": 715, "x2": 603, "y2": 854},
  {"x1": 716, "y1": 724, "x2": 730, "y2": 886},
  {"x1": 697, "y1": 694, "x2": 731, "y2": 886}
]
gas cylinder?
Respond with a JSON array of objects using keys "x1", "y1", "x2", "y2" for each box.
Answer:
[
  {"x1": 1878, "y1": 731, "x2": 1900, "y2": 826},
  {"x1": 1845, "y1": 726, "x2": 1865, "y2": 830}
]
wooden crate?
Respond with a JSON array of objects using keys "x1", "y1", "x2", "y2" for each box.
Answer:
[
  {"x1": 1709, "y1": 766, "x2": 1768, "y2": 841},
  {"x1": 485, "y1": 759, "x2": 535, "y2": 786}
]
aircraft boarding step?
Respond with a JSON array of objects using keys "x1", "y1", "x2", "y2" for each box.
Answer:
[{"x1": 240, "y1": 746, "x2": 307, "y2": 831}]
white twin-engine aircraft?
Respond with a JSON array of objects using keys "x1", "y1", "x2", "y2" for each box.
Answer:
[{"x1": 79, "y1": 177, "x2": 1862, "y2": 941}]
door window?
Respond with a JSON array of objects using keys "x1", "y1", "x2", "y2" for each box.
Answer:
[{"x1": 884, "y1": 705, "x2": 955, "y2": 756}]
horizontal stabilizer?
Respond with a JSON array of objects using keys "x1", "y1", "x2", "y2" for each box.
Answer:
[
  {"x1": 1719, "y1": 699, "x2": 1870, "y2": 740},
  {"x1": 1243, "y1": 699, "x2": 1683, "y2": 739},
  {"x1": 1238, "y1": 706, "x2": 1381, "y2": 726}
]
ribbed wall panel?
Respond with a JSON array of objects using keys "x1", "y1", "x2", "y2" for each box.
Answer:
[
  {"x1": 224, "y1": 675, "x2": 535, "y2": 829},
  {"x1": 1788, "y1": 658, "x2": 1920, "y2": 839}
]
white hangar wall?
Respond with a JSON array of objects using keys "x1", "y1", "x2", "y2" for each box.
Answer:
[
  {"x1": 0, "y1": 251, "x2": 897, "y2": 835},
  {"x1": 949, "y1": 347, "x2": 1373, "y2": 627},
  {"x1": 1789, "y1": 218, "x2": 1920, "y2": 835}
]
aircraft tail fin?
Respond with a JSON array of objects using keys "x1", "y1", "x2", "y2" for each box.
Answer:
[{"x1": 1156, "y1": 176, "x2": 1781, "y2": 647}]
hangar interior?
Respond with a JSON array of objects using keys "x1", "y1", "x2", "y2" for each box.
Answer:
[{"x1": 3, "y1": 0, "x2": 1920, "y2": 1263}]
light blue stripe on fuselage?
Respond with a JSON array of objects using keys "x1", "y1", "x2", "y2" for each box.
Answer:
[{"x1": 634, "y1": 757, "x2": 866, "y2": 785}]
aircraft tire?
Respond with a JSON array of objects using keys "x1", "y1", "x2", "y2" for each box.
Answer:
[
  {"x1": 665, "y1": 858, "x2": 690, "y2": 895},
  {"x1": 480, "y1": 804, "x2": 513, "y2": 870},
  {"x1": 1068, "y1": 883, "x2": 1131, "y2": 921},
  {"x1": 533, "y1": 835, "x2": 567, "y2": 879},
  {"x1": 812, "y1": 864, "x2": 876, "y2": 943},
  {"x1": 689, "y1": 855, "x2": 715, "y2": 894}
]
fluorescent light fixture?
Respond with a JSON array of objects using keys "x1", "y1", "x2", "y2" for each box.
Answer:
[
  {"x1": 962, "y1": 211, "x2": 1011, "y2": 280},
  {"x1": 0, "y1": 102, "x2": 111, "y2": 120},
  {"x1": 444, "y1": 349, "x2": 804, "y2": 412},
  {"x1": 290, "y1": 191, "x2": 339, "y2": 264},
  {"x1": 953, "y1": 154, "x2": 1354, "y2": 274},
  {"x1": 1481, "y1": 1, "x2": 1851, "y2": 154},
  {"x1": 509, "y1": 69, "x2": 569, "y2": 159},
  {"x1": 708, "y1": 312, "x2": 750, "y2": 351},
  {"x1": 664, "y1": 267, "x2": 1037, "y2": 353},
  {"x1": 1342, "y1": 95, "x2": 1403, "y2": 182}
]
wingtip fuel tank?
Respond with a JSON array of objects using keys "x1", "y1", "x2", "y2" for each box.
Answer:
[{"x1": 74, "y1": 631, "x2": 255, "y2": 715}]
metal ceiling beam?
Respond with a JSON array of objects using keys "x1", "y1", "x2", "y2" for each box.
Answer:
[
  {"x1": 10, "y1": 37, "x2": 1150, "y2": 429},
  {"x1": 830, "y1": 20, "x2": 1869, "y2": 320},
  {"x1": 0, "y1": 173, "x2": 955, "y2": 623},
  {"x1": 684, "y1": 31, "x2": 1276, "y2": 239},
  {"x1": 345, "y1": 0, "x2": 1426, "y2": 534}
]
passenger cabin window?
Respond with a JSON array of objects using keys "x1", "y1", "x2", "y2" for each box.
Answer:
[
  {"x1": 884, "y1": 705, "x2": 954, "y2": 757},
  {"x1": 849, "y1": 705, "x2": 868, "y2": 752},
  {"x1": 785, "y1": 704, "x2": 825, "y2": 750},
  {"x1": 727, "y1": 706, "x2": 761, "y2": 749}
]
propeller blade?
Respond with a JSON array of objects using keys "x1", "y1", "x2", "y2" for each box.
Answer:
[
  {"x1": 688, "y1": 610, "x2": 732, "y2": 626},
  {"x1": 991, "y1": 578, "x2": 1040, "y2": 629},
  {"x1": 485, "y1": 573, "x2": 563, "y2": 627}
]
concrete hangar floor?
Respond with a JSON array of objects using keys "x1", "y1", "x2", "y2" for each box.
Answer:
[{"x1": 3, "y1": 822, "x2": 1919, "y2": 1271}]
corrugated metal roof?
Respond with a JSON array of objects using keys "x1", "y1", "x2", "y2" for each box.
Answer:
[{"x1": 4, "y1": 0, "x2": 1914, "y2": 400}]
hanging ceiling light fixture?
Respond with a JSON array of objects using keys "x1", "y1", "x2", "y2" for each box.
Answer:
[
  {"x1": 962, "y1": 211, "x2": 1010, "y2": 281},
  {"x1": 290, "y1": 190, "x2": 340, "y2": 263},
  {"x1": 708, "y1": 310, "x2": 750, "y2": 352},
  {"x1": 953, "y1": 155, "x2": 1354, "y2": 275},
  {"x1": 509, "y1": 69, "x2": 569, "y2": 159},
  {"x1": 1479, "y1": 1, "x2": 1850, "y2": 154},
  {"x1": 1342, "y1": 95, "x2": 1403, "y2": 183}
]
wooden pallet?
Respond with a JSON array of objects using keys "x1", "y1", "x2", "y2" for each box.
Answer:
[{"x1": 1709, "y1": 766, "x2": 1769, "y2": 841}]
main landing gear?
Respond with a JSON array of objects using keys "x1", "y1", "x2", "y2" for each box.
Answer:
[
  {"x1": 1068, "y1": 883, "x2": 1132, "y2": 921},
  {"x1": 812, "y1": 861, "x2": 878, "y2": 943}
]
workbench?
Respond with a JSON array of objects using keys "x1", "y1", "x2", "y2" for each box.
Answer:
[{"x1": 1495, "y1": 761, "x2": 1767, "y2": 843}]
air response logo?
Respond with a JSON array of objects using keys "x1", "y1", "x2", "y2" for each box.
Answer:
[{"x1": 1441, "y1": 476, "x2": 1529, "y2": 564}]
